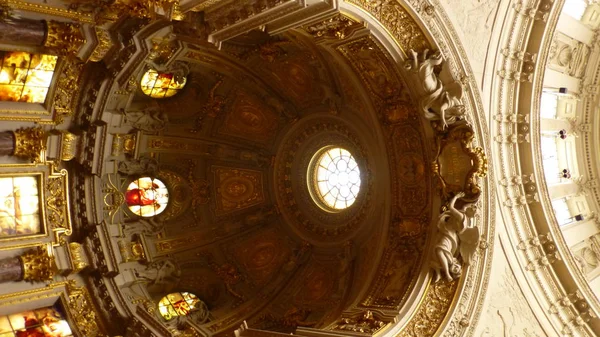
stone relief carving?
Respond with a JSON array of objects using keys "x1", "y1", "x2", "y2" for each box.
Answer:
[
  {"x1": 476, "y1": 254, "x2": 546, "y2": 337},
  {"x1": 122, "y1": 103, "x2": 168, "y2": 132},
  {"x1": 124, "y1": 217, "x2": 165, "y2": 236},
  {"x1": 572, "y1": 234, "x2": 600, "y2": 276},
  {"x1": 117, "y1": 156, "x2": 159, "y2": 176},
  {"x1": 404, "y1": 49, "x2": 464, "y2": 128},
  {"x1": 431, "y1": 192, "x2": 480, "y2": 282},
  {"x1": 135, "y1": 259, "x2": 181, "y2": 294},
  {"x1": 548, "y1": 32, "x2": 590, "y2": 79}
]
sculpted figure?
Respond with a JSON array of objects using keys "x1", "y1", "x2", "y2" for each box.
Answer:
[
  {"x1": 431, "y1": 192, "x2": 480, "y2": 282},
  {"x1": 123, "y1": 104, "x2": 168, "y2": 132},
  {"x1": 117, "y1": 156, "x2": 159, "y2": 176},
  {"x1": 405, "y1": 49, "x2": 465, "y2": 128},
  {"x1": 136, "y1": 259, "x2": 181, "y2": 294},
  {"x1": 124, "y1": 217, "x2": 164, "y2": 236}
]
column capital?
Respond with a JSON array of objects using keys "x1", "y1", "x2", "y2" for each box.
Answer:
[
  {"x1": 19, "y1": 246, "x2": 55, "y2": 282},
  {"x1": 13, "y1": 127, "x2": 46, "y2": 162}
]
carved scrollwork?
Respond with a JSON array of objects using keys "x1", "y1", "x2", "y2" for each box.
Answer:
[{"x1": 432, "y1": 122, "x2": 487, "y2": 201}]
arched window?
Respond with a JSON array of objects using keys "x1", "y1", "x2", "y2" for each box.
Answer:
[
  {"x1": 158, "y1": 292, "x2": 201, "y2": 321},
  {"x1": 125, "y1": 177, "x2": 169, "y2": 217},
  {"x1": 308, "y1": 147, "x2": 361, "y2": 211},
  {"x1": 140, "y1": 69, "x2": 186, "y2": 98},
  {"x1": 0, "y1": 51, "x2": 57, "y2": 103}
]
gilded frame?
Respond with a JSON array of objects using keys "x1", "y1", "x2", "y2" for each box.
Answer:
[
  {"x1": 432, "y1": 122, "x2": 487, "y2": 203},
  {"x1": 0, "y1": 163, "x2": 72, "y2": 247},
  {"x1": 0, "y1": 281, "x2": 105, "y2": 337}
]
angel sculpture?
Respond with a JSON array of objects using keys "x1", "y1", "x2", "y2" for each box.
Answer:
[
  {"x1": 431, "y1": 192, "x2": 480, "y2": 282},
  {"x1": 404, "y1": 49, "x2": 465, "y2": 128},
  {"x1": 122, "y1": 104, "x2": 168, "y2": 133}
]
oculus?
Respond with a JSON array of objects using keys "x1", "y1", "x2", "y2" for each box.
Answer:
[
  {"x1": 308, "y1": 147, "x2": 361, "y2": 211},
  {"x1": 158, "y1": 292, "x2": 202, "y2": 321},
  {"x1": 125, "y1": 177, "x2": 169, "y2": 217},
  {"x1": 140, "y1": 69, "x2": 186, "y2": 98},
  {"x1": 0, "y1": 52, "x2": 57, "y2": 103}
]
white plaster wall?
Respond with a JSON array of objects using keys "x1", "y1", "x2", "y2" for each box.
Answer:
[
  {"x1": 472, "y1": 238, "x2": 548, "y2": 337},
  {"x1": 438, "y1": 0, "x2": 504, "y2": 88}
]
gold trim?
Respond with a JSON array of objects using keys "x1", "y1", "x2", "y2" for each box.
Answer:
[
  {"x1": 344, "y1": 1, "x2": 432, "y2": 56},
  {"x1": 0, "y1": 171, "x2": 48, "y2": 243},
  {"x1": 0, "y1": 280, "x2": 68, "y2": 304},
  {"x1": 6, "y1": 1, "x2": 94, "y2": 23}
]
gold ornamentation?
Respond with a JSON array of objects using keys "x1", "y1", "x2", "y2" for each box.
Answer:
[
  {"x1": 345, "y1": 0, "x2": 431, "y2": 54},
  {"x1": 59, "y1": 131, "x2": 79, "y2": 161},
  {"x1": 46, "y1": 168, "x2": 73, "y2": 243},
  {"x1": 66, "y1": 282, "x2": 107, "y2": 337},
  {"x1": 219, "y1": 90, "x2": 278, "y2": 143},
  {"x1": 148, "y1": 38, "x2": 179, "y2": 64},
  {"x1": 397, "y1": 279, "x2": 459, "y2": 336},
  {"x1": 190, "y1": 0, "x2": 224, "y2": 12},
  {"x1": 6, "y1": 1, "x2": 94, "y2": 23},
  {"x1": 187, "y1": 160, "x2": 210, "y2": 223},
  {"x1": 19, "y1": 246, "x2": 55, "y2": 282},
  {"x1": 302, "y1": 13, "x2": 363, "y2": 40},
  {"x1": 13, "y1": 127, "x2": 46, "y2": 162},
  {"x1": 118, "y1": 237, "x2": 146, "y2": 262},
  {"x1": 89, "y1": 27, "x2": 113, "y2": 62},
  {"x1": 68, "y1": 242, "x2": 89, "y2": 272},
  {"x1": 53, "y1": 58, "x2": 84, "y2": 123},
  {"x1": 432, "y1": 123, "x2": 487, "y2": 201},
  {"x1": 330, "y1": 310, "x2": 388, "y2": 334},
  {"x1": 44, "y1": 20, "x2": 86, "y2": 57},
  {"x1": 213, "y1": 166, "x2": 264, "y2": 214},
  {"x1": 111, "y1": 133, "x2": 137, "y2": 156}
]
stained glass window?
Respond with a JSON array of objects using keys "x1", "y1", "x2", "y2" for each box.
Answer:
[
  {"x1": 158, "y1": 292, "x2": 200, "y2": 321},
  {"x1": 125, "y1": 177, "x2": 169, "y2": 217},
  {"x1": 0, "y1": 52, "x2": 57, "y2": 103},
  {"x1": 0, "y1": 176, "x2": 41, "y2": 238},
  {"x1": 310, "y1": 147, "x2": 361, "y2": 211},
  {"x1": 140, "y1": 69, "x2": 186, "y2": 98},
  {"x1": 0, "y1": 303, "x2": 73, "y2": 337}
]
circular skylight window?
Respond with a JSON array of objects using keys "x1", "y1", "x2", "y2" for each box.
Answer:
[
  {"x1": 309, "y1": 147, "x2": 361, "y2": 211},
  {"x1": 140, "y1": 69, "x2": 186, "y2": 98},
  {"x1": 125, "y1": 177, "x2": 169, "y2": 217}
]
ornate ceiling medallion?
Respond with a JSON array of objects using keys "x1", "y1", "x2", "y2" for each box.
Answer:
[{"x1": 275, "y1": 118, "x2": 371, "y2": 242}]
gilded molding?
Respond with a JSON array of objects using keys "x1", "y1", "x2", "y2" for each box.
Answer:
[
  {"x1": 397, "y1": 279, "x2": 459, "y2": 337},
  {"x1": 65, "y1": 282, "x2": 108, "y2": 337},
  {"x1": 89, "y1": 27, "x2": 113, "y2": 62},
  {"x1": 5, "y1": 0, "x2": 94, "y2": 23},
  {"x1": 46, "y1": 167, "x2": 73, "y2": 244},
  {"x1": 44, "y1": 20, "x2": 86, "y2": 57},
  {"x1": 329, "y1": 310, "x2": 389, "y2": 334},
  {"x1": 345, "y1": 0, "x2": 431, "y2": 54},
  {"x1": 52, "y1": 58, "x2": 84, "y2": 123},
  {"x1": 19, "y1": 246, "x2": 55, "y2": 282},
  {"x1": 301, "y1": 13, "x2": 364, "y2": 40}
]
